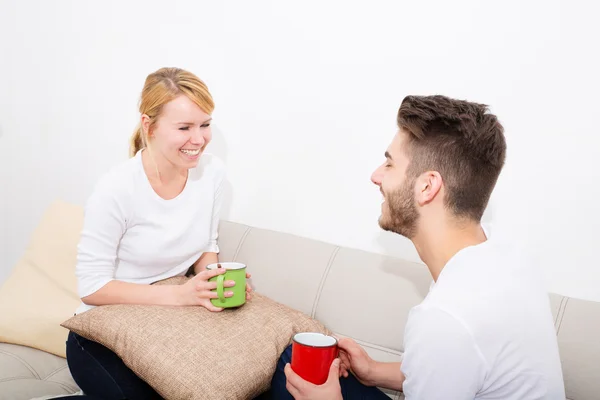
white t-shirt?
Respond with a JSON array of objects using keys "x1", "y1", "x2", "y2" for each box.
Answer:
[
  {"x1": 74, "y1": 150, "x2": 225, "y2": 314},
  {"x1": 400, "y1": 229, "x2": 565, "y2": 399}
]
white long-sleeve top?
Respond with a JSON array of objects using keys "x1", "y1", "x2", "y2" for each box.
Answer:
[{"x1": 74, "y1": 150, "x2": 225, "y2": 314}]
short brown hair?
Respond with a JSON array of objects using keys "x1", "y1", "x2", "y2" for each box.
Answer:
[{"x1": 397, "y1": 95, "x2": 506, "y2": 221}]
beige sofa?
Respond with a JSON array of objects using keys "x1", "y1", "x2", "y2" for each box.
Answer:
[{"x1": 0, "y1": 201, "x2": 598, "y2": 400}]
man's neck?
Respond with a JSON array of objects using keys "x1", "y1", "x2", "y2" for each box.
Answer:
[{"x1": 412, "y1": 217, "x2": 487, "y2": 282}]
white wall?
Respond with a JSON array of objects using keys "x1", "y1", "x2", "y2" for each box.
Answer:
[{"x1": 1, "y1": 0, "x2": 599, "y2": 301}]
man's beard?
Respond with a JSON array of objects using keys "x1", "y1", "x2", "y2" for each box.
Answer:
[{"x1": 378, "y1": 180, "x2": 419, "y2": 239}]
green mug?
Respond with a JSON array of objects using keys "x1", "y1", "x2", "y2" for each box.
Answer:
[{"x1": 207, "y1": 262, "x2": 247, "y2": 308}]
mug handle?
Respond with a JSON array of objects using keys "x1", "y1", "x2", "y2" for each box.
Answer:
[{"x1": 217, "y1": 274, "x2": 225, "y2": 303}]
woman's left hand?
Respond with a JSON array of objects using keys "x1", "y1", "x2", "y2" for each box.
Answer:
[{"x1": 246, "y1": 272, "x2": 253, "y2": 300}]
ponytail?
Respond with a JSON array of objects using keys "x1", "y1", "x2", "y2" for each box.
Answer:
[{"x1": 129, "y1": 124, "x2": 145, "y2": 158}]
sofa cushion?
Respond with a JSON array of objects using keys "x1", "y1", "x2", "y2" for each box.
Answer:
[
  {"x1": 234, "y1": 226, "x2": 338, "y2": 316},
  {"x1": 0, "y1": 342, "x2": 80, "y2": 399},
  {"x1": 61, "y1": 276, "x2": 330, "y2": 400},
  {"x1": 315, "y1": 246, "x2": 431, "y2": 352},
  {"x1": 0, "y1": 200, "x2": 82, "y2": 358},
  {"x1": 556, "y1": 297, "x2": 600, "y2": 400}
]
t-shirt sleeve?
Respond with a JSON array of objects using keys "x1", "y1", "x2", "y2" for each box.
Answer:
[
  {"x1": 205, "y1": 159, "x2": 225, "y2": 254},
  {"x1": 401, "y1": 306, "x2": 486, "y2": 400},
  {"x1": 75, "y1": 176, "x2": 127, "y2": 299}
]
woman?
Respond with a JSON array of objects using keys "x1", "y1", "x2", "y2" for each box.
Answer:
[{"x1": 64, "y1": 67, "x2": 251, "y2": 399}]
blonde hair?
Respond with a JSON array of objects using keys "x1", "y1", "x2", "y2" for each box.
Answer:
[{"x1": 129, "y1": 67, "x2": 215, "y2": 157}]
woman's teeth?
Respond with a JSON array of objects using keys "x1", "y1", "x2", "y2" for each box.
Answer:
[{"x1": 180, "y1": 149, "x2": 200, "y2": 156}]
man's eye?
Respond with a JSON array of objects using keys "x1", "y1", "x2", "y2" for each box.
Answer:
[{"x1": 179, "y1": 126, "x2": 190, "y2": 131}]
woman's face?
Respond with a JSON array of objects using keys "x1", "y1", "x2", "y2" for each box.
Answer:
[{"x1": 144, "y1": 94, "x2": 212, "y2": 171}]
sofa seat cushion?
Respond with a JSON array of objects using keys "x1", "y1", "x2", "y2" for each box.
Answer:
[{"x1": 0, "y1": 342, "x2": 80, "y2": 399}]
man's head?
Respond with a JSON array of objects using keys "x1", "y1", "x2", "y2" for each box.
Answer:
[{"x1": 371, "y1": 95, "x2": 506, "y2": 239}]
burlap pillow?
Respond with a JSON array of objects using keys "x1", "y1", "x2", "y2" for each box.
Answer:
[{"x1": 61, "y1": 276, "x2": 330, "y2": 400}]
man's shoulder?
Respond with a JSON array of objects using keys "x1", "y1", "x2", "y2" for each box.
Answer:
[
  {"x1": 417, "y1": 238, "x2": 545, "y2": 327},
  {"x1": 405, "y1": 304, "x2": 474, "y2": 340}
]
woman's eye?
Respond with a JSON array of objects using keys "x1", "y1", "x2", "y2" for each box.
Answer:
[
  {"x1": 201, "y1": 123, "x2": 211, "y2": 128},
  {"x1": 179, "y1": 126, "x2": 190, "y2": 131}
]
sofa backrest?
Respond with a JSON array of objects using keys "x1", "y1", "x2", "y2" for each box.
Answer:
[
  {"x1": 5, "y1": 201, "x2": 595, "y2": 400},
  {"x1": 218, "y1": 220, "x2": 600, "y2": 400}
]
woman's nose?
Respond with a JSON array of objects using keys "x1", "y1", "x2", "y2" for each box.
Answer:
[{"x1": 190, "y1": 127, "x2": 205, "y2": 146}]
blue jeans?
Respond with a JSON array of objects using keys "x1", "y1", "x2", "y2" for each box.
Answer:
[
  {"x1": 265, "y1": 345, "x2": 391, "y2": 399},
  {"x1": 62, "y1": 333, "x2": 387, "y2": 399},
  {"x1": 64, "y1": 331, "x2": 163, "y2": 399},
  {"x1": 62, "y1": 331, "x2": 273, "y2": 400}
]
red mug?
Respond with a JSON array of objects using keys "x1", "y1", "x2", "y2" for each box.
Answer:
[{"x1": 291, "y1": 332, "x2": 339, "y2": 385}]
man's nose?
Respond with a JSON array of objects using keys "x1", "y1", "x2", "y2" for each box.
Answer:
[{"x1": 371, "y1": 166, "x2": 383, "y2": 186}]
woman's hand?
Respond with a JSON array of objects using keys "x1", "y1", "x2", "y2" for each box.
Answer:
[
  {"x1": 176, "y1": 268, "x2": 235, "y2": 311},
  {"x1": 245, "y1": 272, "x2": 253, "y2": 300}
]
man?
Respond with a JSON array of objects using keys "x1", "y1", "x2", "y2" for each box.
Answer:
[{"x1": 268, "y1": 95, "x2": 565, "y2": 399}]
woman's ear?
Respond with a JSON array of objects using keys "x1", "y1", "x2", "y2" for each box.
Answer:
[{"x1": 141, "y1": 114, "x2": 152, "y2": 137}]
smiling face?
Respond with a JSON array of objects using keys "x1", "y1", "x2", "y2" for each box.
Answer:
[
  {"x1": 371, "y1": 130, "x2": 420, "y2": 239},
  {"x1": 143, "y1": 94, "x2": 212, "y2": 171}
]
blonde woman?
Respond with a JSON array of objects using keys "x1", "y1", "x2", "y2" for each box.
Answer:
[{"x1": 64, "y1": 67, "x2": 251, "y2": 399}]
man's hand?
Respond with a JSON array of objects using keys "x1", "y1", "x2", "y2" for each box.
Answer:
[
  {"x1": 338, "y1": 337, "x2": 405, "y2": 391},
  {"x1": 337, "y1": 338, "x2": 376, "y2": 386},
  {"x1": 284, "y1": 359, "x2": 343, "y2": 400}
]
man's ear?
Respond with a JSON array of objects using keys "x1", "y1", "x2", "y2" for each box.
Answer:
[{"x1": 415, "y1": 171, "x2": 443, "y2": 206}]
